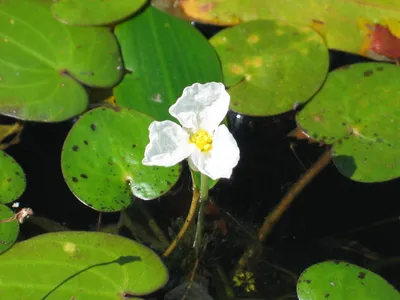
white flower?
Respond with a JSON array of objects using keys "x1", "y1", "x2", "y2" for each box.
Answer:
[{"x1": 142, "y1": 82, "x2": 240, "y2": 180}]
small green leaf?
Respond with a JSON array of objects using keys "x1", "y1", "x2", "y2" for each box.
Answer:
[
  {"x1": 297, "y1": 261, "x2": 400, "y2": 300},
  {"x1": 0, "y1": 204, "x2": 19, "y2": 254},
  {"x1": 210, "y1": 19, "x2": 329, "y2": 116},
  {"x1": 0, "y1": 0, "x2": 123, "y2": 122},
  {"x1": 297, "y1": 63, "x2": 400, "y2": 182},
  {"x1": 114, "y1": 6, "x2": 222, "y2": 121},
  {"x1": 61, "y1": 106, "x2": 181, "y2": 212},
  {"x1": 0, "y1": 231, "x2": 168, "y2": 299},
  {"x1": 51, "y1": 0, "x2": 147, "y2": 26},
  {"x1": 0, "y1": 151, "x2": 25, "y2": 204}
]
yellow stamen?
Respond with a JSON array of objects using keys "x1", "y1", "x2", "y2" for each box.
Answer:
[{"x1": 190, "y1": 129, "x2": 213, "y2": 152}]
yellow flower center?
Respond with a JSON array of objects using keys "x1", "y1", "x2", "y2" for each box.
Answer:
[{"x1": 190, "y1": 129, "x2": 213, "y2": 152}]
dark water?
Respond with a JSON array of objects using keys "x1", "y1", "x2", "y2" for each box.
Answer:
[{"x1": 3, "y1": 24, "x2": 400, "y2": 299}]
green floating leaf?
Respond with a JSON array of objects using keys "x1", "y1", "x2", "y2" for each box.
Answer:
[
  {"x1": 297, "y1": 261, "x2": 400, "y2": 300},
  {"x1": 0, "y1": 231, "x2": 168, "y2": 299},
  {"x1": 210, "y1": 20, "x2": 329, "y2": 116},
  {"x1": 62, "y1": 106, "x2": 181, "y2": 212},
  {"x1": 0, "y1": 151, "x2": 25, "y2": 204},
  {"x1": 0, "y1": 0, "x2": 123, "y2": 122},
  {"x1": 0, "y1": 204, "x2": 19, "y2": 254},
  {"x1": 51, "y1": 0, "x2": 147, "y2": 26},
  {"x1": 297, "y1": 63, "x2": 400, "y2": 183},
  {"x1": 114, "y1": 6, "x2": 222, "y2": 121}
]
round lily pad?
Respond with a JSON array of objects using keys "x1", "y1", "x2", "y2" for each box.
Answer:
[
  {"x1": 0, "y1": 204, "x2": 19, "y2": 254},
  {"x1": 51, "y1": 0, "x2": 147, "y2": 26},
  {"x1": 0, "y1": 0, "x2": 123, "y2": 122},
  {"x1": 0, "y1": 151, "x2": 26, "y2": 204},
  {"x1": 114, "y1": 6, "x2": 222, "y2": 122},
  {"x1": 61, "y1": 106, "x2": 181, "y2": 212},
  {"x1": 210, "y1": 19, "x2": 329, "y2": 116},
  {"x1": 297, "y1": 261, "x2": 400, "y2": 300},
  {"x1": 297, "y1": 63, "x2": 400, "y2": 182},
  {"x1": 0, "y1": 231, "x2": 168, "y2": 299}
]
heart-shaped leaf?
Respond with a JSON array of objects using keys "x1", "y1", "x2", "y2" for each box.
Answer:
[
  {"x1": 0, "y1": 151, "x2": 26, "y2": 204},
  {"x1": 0, "y1": 231, "x2": 168, "y2": 299},
  {"x1": 51, "y1": 0, "x2": 147, "y2": 26},
  {"x1": 297, "y1": 63, "x2": 399, "y2": 182},
  {"x1": 0, "y1": 0, "x2": 123, "y2": 122},
  {"x1": 210, "y1": 19, "x2": 328, "y2": 116},
  {"x1": 297, "y1": 261, "x2": 400, "y2": 300},
  {"x1": 114, "y1": 6, "x2": 222, "y2": 121},
  {"x1": 0, "y1": 204, "x2": 19, "y2": 254},
  {"x1": 61, "y1": 106, "x2": 181, "y2": 212}
]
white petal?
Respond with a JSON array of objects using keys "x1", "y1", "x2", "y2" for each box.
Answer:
[
  {"x1": 187, "y1": 156, "x2": 199, "y2": 172},
  {"x1": 190, "y1": 125, "x2": 240, "y2": 180},
  {"x1": 169, "y1": 82, "x2": 230, "y2": 133},
  {"x1": 142, "y1": 120, "x2": 195, "y2": 167}
]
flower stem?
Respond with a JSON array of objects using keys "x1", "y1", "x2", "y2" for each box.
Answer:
[
  {"x1": 193, "y1": 172, "x2": 209, "y2": 257},
  {"x1": 162, "y1": 188, "x2": 199, "y2": 257}
]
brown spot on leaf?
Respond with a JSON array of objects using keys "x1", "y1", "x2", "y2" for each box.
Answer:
[
  {"x1": 312, "y1": 114, "x2": 324, "y2": 123},
  {"x1": 311, "y1": 19, "x2": 325, "y2": 33},
  {"x1": 230, "y1": 64, "x2": 244, "y2": 74},
  {"x1": 7, "y1": 178, "x2": 12, "y2": 182},
  {"x1": 72, "y1": 145, "x2": 79, "y2": 152},
  {"x1": 80, "y1": 174, "x2": 88, "y2": 179},
  {"x1": 312, "y1": 19, "x2": 325, "y2": 25},
  {"x1": 72, "y1": 177, "x2": 78, "y2": 183},
  {"x1": 199, "y1": 2, "x2": 215, "y2": 12},
  {"x1": 358, "y1": 272, "x2": 366, "y2": 279},
  {"x1": 84, "y1": 140, "x2": 88, "y2": 145},
  {"x1": 364, "y1": 70, "x2": 373, "y2": 76},
  {"x1": 90, "y1": 124, "x2": 96, "y2": 131}
]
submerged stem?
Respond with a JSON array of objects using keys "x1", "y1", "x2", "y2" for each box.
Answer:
[
  {"x1": 235, "y1": 148, "x2": 332, "y2": 273},
  {"x1": 193, "y1": 173, "x2": 210, "y2": 257},
  {"x1": 134, "y1": 197, "x2": 170, "y2": 246},
  {"x1": 163, "y1": 188, "x2": 199, "y2": 257}
]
